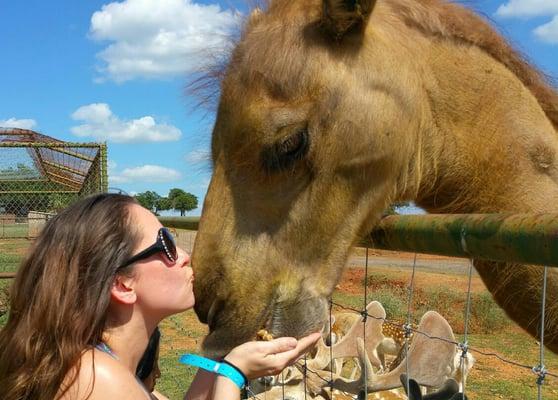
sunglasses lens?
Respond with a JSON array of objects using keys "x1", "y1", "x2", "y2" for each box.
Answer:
[{"x1": 161, "y1": 228, "x2": 177, "y2": 262}]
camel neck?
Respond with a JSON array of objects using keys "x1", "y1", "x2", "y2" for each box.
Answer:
[{"x1": 413, "y1": 39, "x2": 558, "y2": 214}]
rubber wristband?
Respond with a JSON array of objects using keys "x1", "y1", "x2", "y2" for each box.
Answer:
[
  {"x1": 179, "y1": 354, "x2": 247, "y2": 389},
  {"x1": 221, "y1": 359, "x2": 248, "y2": 385}
]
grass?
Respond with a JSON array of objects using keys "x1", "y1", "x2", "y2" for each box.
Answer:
[
  {"x1": 156, "y1": 311, "x2": 207, "y2": 397},
  {"x1": 0, "y1": 239, "x2": 29, "y2": 273},
  {"x1": 0, "y1": 282, "x2": 9, "y2": 328},
  {"x1": 0, "y1": 223, "x2": 29, "y2": 238}
]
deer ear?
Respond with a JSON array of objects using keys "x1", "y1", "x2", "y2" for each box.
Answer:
[
  {"x1": 400, "y1": 374, "x2": 423, "y2": 400},
  {"x1": 322, "y1": 0, "x2": 376, "y2": 38}
]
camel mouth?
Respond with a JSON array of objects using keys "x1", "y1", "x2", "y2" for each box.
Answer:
[{"x1": 263, "y1": 294, "x2": 329, "y2": 340}]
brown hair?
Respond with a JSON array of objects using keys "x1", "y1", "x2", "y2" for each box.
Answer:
[{"x1": 0, "y1": 193, "x2": 140, "y2": 400}]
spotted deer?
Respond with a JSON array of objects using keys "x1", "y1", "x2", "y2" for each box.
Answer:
[{"x1": 378, "y1": 322, "x2": 416, "y2": 372}]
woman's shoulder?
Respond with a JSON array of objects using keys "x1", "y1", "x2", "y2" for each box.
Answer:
[{"x1": 59, "y1": 348, "x2": 149, "y2": 399}]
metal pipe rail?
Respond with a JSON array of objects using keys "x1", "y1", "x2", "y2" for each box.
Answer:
[
  {"x1": 159, "y1": 213, "x2": 558, "y2": 268},
  {"x1": 3, "y1": 213, "x2": 556, "y2": 281}
]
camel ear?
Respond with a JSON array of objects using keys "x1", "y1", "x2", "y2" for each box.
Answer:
[
  {"x1": 246, "y1": 7, "x2": 263, "y2": 31},
  {"x1": 322, "y1": 0, "x2": 376, "y2": 38}
]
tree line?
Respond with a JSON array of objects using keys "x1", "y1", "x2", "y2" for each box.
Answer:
[{"x1": 134, "y1": 188, "x2": 198, "y2": 216}]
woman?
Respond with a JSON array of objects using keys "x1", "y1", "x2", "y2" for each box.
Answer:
[{"x1": 0, "y1": 193, "x2": 320, "y2": 399}]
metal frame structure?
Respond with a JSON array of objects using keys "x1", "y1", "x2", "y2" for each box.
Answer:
[{"x1": 0, "y1": 128, "x2": 108, "y2": 238}]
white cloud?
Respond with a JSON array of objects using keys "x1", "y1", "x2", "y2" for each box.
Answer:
[
  {"x1": 535, "y1": 15, "x2": 558, "y2": 43},
  {"x1": 0, "y1": 118, "x2": 37, "y2": 130},
  {"x1": 496, "y1": 0, "x2": 558, "y2": 44},
  {"x1": 71, "y1": 103, "x2": 182, "y2": 143},
  {"x1": 496, "y1": 0, "x2": 558, "y2": 18},
  {"x1": 110, "y1": 164, "x2": 182, "y2": 183},
  {"x1": 90, "y1": 0, "x2": 241, "y2": 82}
]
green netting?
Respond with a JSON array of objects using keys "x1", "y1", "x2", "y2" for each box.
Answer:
[{"x1": 0, "y1": 128, "x2": 107, "y2": 239}]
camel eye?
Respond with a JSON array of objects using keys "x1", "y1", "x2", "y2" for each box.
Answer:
[{"x1": 262, "y1": 128, "x2": 309, "y2": 173}]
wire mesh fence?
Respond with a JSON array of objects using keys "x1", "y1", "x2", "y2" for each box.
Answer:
[
  {"x1": 0, "y1": 128, "x2": 107, "y2": 239},
  {"x1": 151, "y1": 232, "x2": 558, "y2": 400}
]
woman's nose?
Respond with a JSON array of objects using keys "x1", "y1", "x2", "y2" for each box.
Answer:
[{"x1": 178, "y1": 247, "x2": 191, "y2": 267}]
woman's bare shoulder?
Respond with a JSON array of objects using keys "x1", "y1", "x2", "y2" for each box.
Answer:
[{"x1": 58, "y1": 348, "x2": 148, "y2": 399}]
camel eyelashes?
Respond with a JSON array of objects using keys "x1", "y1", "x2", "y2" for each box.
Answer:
[{"x1": 262, "y1": 128, "x2": 309, "y2": 173}]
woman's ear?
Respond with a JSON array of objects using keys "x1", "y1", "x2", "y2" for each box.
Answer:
[{"x1": 110, "y1": 275, "x2": 137, "y2": 304}]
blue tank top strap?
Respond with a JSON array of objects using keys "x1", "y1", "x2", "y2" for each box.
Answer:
[{"x1": 95, "y1": 341, "x2": 119, "y2": 360}]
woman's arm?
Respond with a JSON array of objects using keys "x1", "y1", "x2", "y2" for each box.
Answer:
[
  {"x1": 184, "y1": 332, "x2": 320, "y2": 400},
  {"x1": 183, "y1": 369, "x2": 216, "y2": 400}
]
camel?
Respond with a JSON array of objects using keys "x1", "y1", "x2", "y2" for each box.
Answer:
[{"x1": 191, "y1": 0, "x2": 558, "y2": 358}]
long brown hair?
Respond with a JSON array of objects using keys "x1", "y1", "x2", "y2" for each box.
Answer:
[{"x1": 0, "y1": 193, "x2": 140, "y2": 400}]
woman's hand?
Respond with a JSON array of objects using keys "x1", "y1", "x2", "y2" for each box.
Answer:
[{"x1": 223, "y1": 332, "x2": 321, "y2": 380}]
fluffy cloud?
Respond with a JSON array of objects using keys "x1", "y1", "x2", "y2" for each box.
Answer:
[
  {"x1": 90, "y1": 0, "x2": 241, "y2": 82},
  {"x1": 496, "y1": 0, "x2": 558, "y2": 44},
  {"x1": 110, "y1": 164, "x2": 182, "y2": 183},
  {"x1": 71, "y1": 103, "x2": 182, "y2": 143},
  {"x1": 534, "y1": 15, "x2": 558, "y2": 44},
  {"x1": 496, "y1": 1, "x2": 558, "y2": 18},
  {"x1": 0, "y1": 118, "x2": 37, "y2": 130}
]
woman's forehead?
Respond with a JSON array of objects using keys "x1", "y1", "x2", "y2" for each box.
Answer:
[{"x1": 130, "y1": 205, "x2": 162, "y2": 238}]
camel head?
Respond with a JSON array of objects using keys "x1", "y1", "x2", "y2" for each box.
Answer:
[{"x1": 192, "y1": 0, "x2": 426, "y2": 357}]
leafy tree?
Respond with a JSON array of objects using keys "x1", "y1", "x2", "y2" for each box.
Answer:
[
  {"x1": 173, "y1": 192, "x2": 198, "y2": 216},
  {"x1": 166, "y1": 188, "x2": 198, "y2": 215},
  {"x1": 47, "y1": 193, "x2": 73, "y2": 212},
  {"x1": 155, "y1": 196, "x2": 172, "y2": 214},
  {"x1": 134, "y1": 191, "x2": 161, "y2": 213},
  {"x1": 168, "y1": 188, "x2": 186, "y2": 203},
  {"x1": 133, "y1": 188, "x2": 197, "y2": 216}
]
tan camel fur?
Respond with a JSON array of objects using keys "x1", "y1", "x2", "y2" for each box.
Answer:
[{"x1": 191, "y1": 0, "x2": 558, "y2": 357}]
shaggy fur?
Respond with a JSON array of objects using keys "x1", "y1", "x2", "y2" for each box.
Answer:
[{"x1": 191, "y1": 0, "x2": 558, "y2": 357}]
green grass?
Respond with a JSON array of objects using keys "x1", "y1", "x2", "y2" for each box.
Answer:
[
  {"x1": 155, "y1": 311, "x2": 206, "y2": 398},
  {"x1": 0, "y1": 239, "x2": 28, "y2": 273},
  {"x1": 157, "y1": 347, "x2": 198, "y2": 398},
  {"x1": 0, "y1": 281, "x2": 10, "y2": 328},
  {"x1": 0, "y1": 223, "x2": 29, "y2": 238}
]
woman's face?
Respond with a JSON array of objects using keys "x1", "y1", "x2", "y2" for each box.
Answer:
[{"x1": 129, "y1": 204, "x2": 195, "y2": 317}]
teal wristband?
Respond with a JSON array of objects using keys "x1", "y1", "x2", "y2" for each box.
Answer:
[{"x1": 179, "y1": 354, "x2": 247, "y2": 389}]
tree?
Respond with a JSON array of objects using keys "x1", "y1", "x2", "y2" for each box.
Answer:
[
  {"x1": 168, "y1": 188, "x2": 186, "y2": 203},
  {"x1": 155, "y1": 196, "x2": 172, "y2": 214},
  {"x1": 166, "y1": 188, "x2": 197, "y2": 216},
  {"x1": 134, "y1": 191, "x2": 161, "y2": 213},
  {"x1": 173, "y1": 192, "x2": 198, "y2": 216}
]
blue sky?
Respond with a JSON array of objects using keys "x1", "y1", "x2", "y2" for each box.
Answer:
[{"x1": 1, "y1": 0, "x2": 557, "y2": 215}]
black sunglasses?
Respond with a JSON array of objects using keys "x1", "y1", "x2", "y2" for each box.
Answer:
[{"x1": 119, "y1": 227, "x2": 177, "y2": 269}]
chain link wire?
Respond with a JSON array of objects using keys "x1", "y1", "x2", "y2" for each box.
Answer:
[{"x1": 0, "y1": 129, "x2": 107, "y2": 242}]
